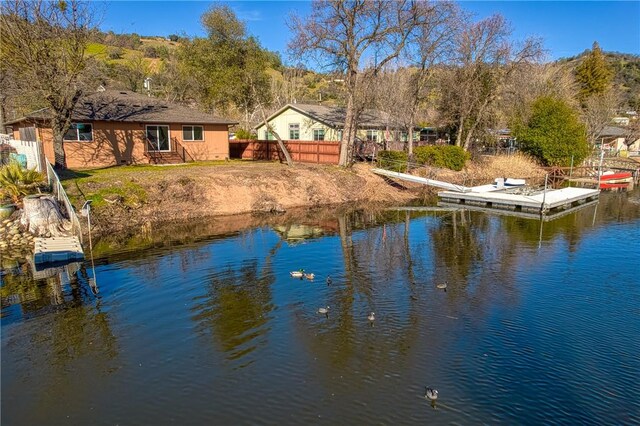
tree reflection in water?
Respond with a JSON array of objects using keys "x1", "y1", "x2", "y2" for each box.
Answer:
[{"x1": 190, "y1": 242, "x2": 278, "y2": 366}]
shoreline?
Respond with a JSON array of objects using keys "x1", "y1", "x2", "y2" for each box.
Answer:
[{"x1": 65, "y1": 162, "x2": 426, "y2": 242}]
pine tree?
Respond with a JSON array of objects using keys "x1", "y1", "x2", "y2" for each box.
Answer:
[{"x1": 575, "y1": 41, "x2": 614, "y2": 102}]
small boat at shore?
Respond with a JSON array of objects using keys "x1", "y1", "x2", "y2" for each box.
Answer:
[
  {"x1": 599, "y1": 171, "x2": 633, "y2": 188},
  {"x1": 600, "y1": 171, "x2": 632, "y2": 181}
]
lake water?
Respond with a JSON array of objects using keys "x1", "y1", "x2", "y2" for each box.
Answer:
[{"x1": 2, "y1": 190, "x2": 640, "y2": 425}]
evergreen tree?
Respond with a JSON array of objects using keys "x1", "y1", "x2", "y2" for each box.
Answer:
[
  {"x1": 515, "y1": 96, "x2": 590, "y2": 166},
  {"x1": 575, "y1": 41, "x2": 614, "y2": 102}
]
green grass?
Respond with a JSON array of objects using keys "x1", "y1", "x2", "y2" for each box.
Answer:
[{"x1": 60, "y1": 160, "x2": 247, "y2": 208}]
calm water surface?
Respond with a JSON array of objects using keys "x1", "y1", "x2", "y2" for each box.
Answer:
[{"x1": 2, "y1": 191, "x2": 640, "y2": 425}]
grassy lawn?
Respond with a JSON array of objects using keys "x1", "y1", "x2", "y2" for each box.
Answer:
[{"x1": 59, "y1": 159, "x2": 256, "y2": 208}]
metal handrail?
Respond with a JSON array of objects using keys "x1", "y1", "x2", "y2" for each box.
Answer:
[{"x1": 45, "y1": 162, "x2": 83, "y2": 243}]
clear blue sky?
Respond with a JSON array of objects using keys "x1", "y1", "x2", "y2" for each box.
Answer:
[{"x1": 98, "y1": 1, "x2": 640, "y2": 61}]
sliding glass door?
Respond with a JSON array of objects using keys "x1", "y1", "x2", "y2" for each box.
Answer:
[{"x1": 146, "y1": 125, "x2": 170, "y2": 151}]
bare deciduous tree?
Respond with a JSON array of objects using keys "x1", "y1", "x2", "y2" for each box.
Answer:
[
  {"x1": 582, "y1": 88, "x2": 622, "y2": 146},
  {"x1": 437, "y1": 14, "x2": 543, "y2": 150},
  {"x1": 0, "y1": 0, "x2": 95, "y2": 168},
  {"x1": 289, "y1": 0, "x2": 422, "y2": 166}
]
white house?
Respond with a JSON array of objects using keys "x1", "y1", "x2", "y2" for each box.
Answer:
[{"x1": 254, "y1": 103, "x2": 418, "y2": 143}]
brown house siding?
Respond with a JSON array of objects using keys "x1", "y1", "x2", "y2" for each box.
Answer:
[{"x1": 12, "y1": 121, "x2": 230, "y2": 168}]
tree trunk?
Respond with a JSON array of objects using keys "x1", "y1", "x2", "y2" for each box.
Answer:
[
  {"x1": 339, "y1": 93, "x2": 357, "y2": 167},
  {"x1": 407, "y1": 122, "x2": 414, "y2": 158},
  {"x1": 20, "y1": 194, "x2": 72, "y2": 237},
  {"x1": 50, "y1": 119, "x2": 68, "y2": 169},
  {"x1": 455, "y1": 117, "x2": 465, "y2": 147},
  {"x1": 259, "y1": 116, "x2": 293, "y2": 167}
]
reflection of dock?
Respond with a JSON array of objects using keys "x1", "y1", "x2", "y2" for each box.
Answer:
[{"x1": 438, "y1": 199, "x2": 599, "y2": 221}]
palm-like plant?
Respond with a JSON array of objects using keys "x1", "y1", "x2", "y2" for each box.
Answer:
[{"x1": 0, "y1": 160, "x2": 47, "y2": 204}]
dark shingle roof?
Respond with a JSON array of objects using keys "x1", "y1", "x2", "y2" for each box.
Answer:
[
  {"x1": 4, "y1": 90, "x2": 236, "y2": 126},
  {"x1": 600, "y1": 126, "x2": 627, "y2": 137},
  {"x1": 261, "y1": 103, "x2": 394, "y2": 129}
]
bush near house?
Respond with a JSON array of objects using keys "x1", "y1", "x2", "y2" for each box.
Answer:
[
  {"x1": 414, "y1": 145, "x2": 469, "y2": 171},
  {"x1": 377, "y1": 150, "x2": 408, "y2": 172}
]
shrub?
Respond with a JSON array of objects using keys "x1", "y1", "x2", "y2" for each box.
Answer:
[
  {"x1": 234, "y1": 128, "x2": 256, "y2": 140},
  {"x1": 414, "y1": 145, "x2": 469, "y2": 171},
  {"x1": 107, "y1": 46, "x2": 123, "y2": 60},
  {"x1": 377, "y1": 150, "x2": 408, "y2": 172},
  {"x1": 143, "y1": 45, "x2": 157, "y2": 58},
  {"x1": 0, "y1": 160, "x2": 46, "y2": 204},
  {"x1": 515, "y1": 96, "x2": 590, "y2": 166}
]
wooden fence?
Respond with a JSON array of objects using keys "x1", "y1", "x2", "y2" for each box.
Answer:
[{"x1": 230, "y1": 140, "x2": 341, "y2": 164}]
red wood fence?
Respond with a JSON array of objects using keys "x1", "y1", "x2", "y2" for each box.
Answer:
[{"x1": 229, "y1": 140, "x2": 341, "y2": 164}]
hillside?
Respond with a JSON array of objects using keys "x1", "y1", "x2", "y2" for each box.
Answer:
[{"x1": 558, "y1": 51, "x2": 640, "y2": 109}]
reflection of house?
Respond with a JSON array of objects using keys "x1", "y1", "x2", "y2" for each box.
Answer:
[
  {"x1": 272, "y1": 224, "x2": 326, "y2": 242},
  {"x1": 3, "y1": 90, "x2": 236, "y2": 168},
  {"x1": 254, "y1": 103, "x2": 419, "y2": 143}
]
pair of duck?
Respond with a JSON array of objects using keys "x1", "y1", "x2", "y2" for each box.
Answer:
[
  {"x1": 290, "y1": 270, "x2": 315, "y2": 280},
  {"x1": 316, "y1": 307, "x2": 375, "y2": 323}
]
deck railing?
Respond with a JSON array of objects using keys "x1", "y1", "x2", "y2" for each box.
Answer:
[{"x1": 45, "y1": 161, "x2": 83, "y2": 243}]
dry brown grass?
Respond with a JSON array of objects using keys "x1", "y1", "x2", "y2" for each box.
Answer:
[{"x1": 432, "y1": 153, "x2": 546, "y2": 187}]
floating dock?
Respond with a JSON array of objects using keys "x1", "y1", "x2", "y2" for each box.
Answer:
[
  {"x1": 372, "y1": 167, "x2": 600, "y2": 215},
  {"x1": 438, "y1": 186, "x2": 600, "y2": 213},
  {"x1": 33, "y1": 236, "x2": 84, "y2": 265}
]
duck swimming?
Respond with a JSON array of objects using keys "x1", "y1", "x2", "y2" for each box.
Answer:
[
  {"x1": 436, "y1": 281, "x2": 448, "y2": 292},
  {"x1": 367, "y1": 312, "x2": 376, "y2": 322},
  {"x1": 326, "y1": 276, "x2": 332, "y2": 285},
  {"x1": 425, "y1": 387, "x2": 438, "y2": 401},
  {"x1": 290, "y1": 270, "x2": 304, "y2": 278},
  {"x1": 304, "y1": 273, "x2": 315, "y2": 280},
  {"x1": 318, "y1": 306, "x2": 330, "y2": 317}
]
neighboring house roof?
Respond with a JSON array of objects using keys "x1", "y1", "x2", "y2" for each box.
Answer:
[
  {"x1": 599, "y1": 126, "x2": 628, "y2": 138},
  {"x1": 256, "y1": 103, "x2": 396, "y2": 130},
  {"x1": 3, "y1": 90, "x2": 237, "y2": 126}
]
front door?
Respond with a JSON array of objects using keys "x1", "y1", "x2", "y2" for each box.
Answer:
[{"x1": 146, "y1": 125, "x2": 170, "y2": 151}]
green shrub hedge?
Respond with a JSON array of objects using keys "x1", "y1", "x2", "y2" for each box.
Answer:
[
  {"x1": 377, "y1": 150, "x2": 408, "y2": 172},
  {"x1": 413, "y1": 145, "x2": 469, "y2": 171}
]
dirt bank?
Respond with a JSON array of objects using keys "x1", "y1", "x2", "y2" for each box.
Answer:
[
  {"x1": 63, "y1": 161, "x2": 424, "y2": 239},
  {"x1": 63, "y1": 155, "x2": 545, "y2": 241}
]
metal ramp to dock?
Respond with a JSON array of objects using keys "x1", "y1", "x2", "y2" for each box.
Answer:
[{"x1": 371, "y1": 168, "x2": 471, "y2": 192}]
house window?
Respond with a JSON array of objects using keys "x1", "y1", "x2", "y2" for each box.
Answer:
[
  {"x1": 183, "y1": 125, "x2": 203, "y2": 141},
  {"x1": 337, "y1": 130, "x2": 343, "y2": 141},
  {"x1": 400, "y1": 131, "x2": 408, "y2": 142},
  {"x1": 366, "y1": 130, "x2": 378, "y2": 142},
  {"x1": 63, "y1": 123, "x2": 93, "y2": 141},
  {"x1": 264, "y1": 130, "x2": 275, "y2": 140},
  {"x1": 289, "y1": 123, "x2": 300, "y2": 140},
  {"x1": 313, "y1": 129, "x2": 325, "y2": 141},
  {"x1": 146, "y1": 125, "x2": 170, "y2": 151}
]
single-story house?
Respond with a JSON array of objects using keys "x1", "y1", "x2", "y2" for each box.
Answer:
[
  {"x1": 3, "y1": 89, "x2": 236, "y2": 168},
  {"x1": 254, "y1": 103, "x2": 423, "y2": 143}
]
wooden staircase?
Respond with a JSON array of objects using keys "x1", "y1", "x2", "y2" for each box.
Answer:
[{"x1": 145, "y1": 150, "x2": 184, "y2": 164}]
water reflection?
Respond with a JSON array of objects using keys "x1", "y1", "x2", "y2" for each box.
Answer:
[
  {"x1": 2, "y1": 191, "x2": 639, "y2": 425},
  {"x1": 190, "y1": 246, "x2": 278, "y2": 366}
]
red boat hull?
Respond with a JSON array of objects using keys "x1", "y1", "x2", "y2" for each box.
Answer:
[{"x1": 600, "y1": 172, "x2": 632, "y2": 181}]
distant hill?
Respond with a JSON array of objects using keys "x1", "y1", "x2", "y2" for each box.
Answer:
[{"x1": 558, "y1": 51, "x2": 640, "y2": 110}]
